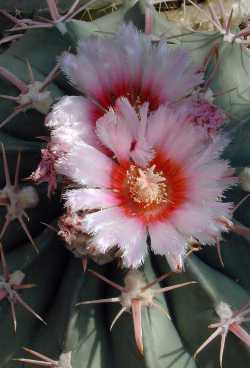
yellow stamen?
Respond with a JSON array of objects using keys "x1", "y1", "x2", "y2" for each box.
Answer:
[{"x1": 127, "y1": 165, "x2": 168, "y2": 207}]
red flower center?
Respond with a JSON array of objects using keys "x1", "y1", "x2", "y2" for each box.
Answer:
[
  {"x1": 111, "y1": 152, "x2": 189, "y2": 224},
  {"x1": 91, "y1": 84, "x2": 161, "y2": 122}
]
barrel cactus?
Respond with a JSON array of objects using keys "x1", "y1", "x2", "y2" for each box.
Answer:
[{"x1": 0, "y1": 1, "x2": 250, "y2": 368}]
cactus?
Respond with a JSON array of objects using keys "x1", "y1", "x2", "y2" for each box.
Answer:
[{"x1": 0, "y1": 1, "x2": 250, "y2": 368}]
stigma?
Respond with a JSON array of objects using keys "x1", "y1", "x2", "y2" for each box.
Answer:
[{"x1": 126, "y1": 164, "x2": 168, "y2": 207}]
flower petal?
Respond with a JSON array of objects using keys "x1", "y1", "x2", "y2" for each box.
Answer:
[
  {"x1": 57, "y1": 142, "x2": 114, "y2": 188},
  {"x1": 46, "y1": 96, "x2": 98, "y2": 148},
  {"x1": 83, "y1": 207, "x2": 147, "y2": 267},
  {"x1": 170, "y1": 203, "x2": 221, "y2": 244},
  {"x1": 95, "y1": 105, "x2": 134, "y2": 162},
  {"x1": 149, "y1": 221, "x2": 187, "y2": 264},
  {"x1": 60, "y1": 23, "x2": 202, "y2": 110},
  {"x1": 64, "y1": 188, "x2": 120, "y2": 212}
]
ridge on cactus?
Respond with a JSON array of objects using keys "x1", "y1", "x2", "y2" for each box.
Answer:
[
  {"x1": 0, "y1": 245, "x2": 45, "y2": 332},
  {"x1": 0, "y1": 145, "x2": 39, "y2": 251},
  {"x1": 0, "y1": 62, "x2": 59, "y2": 128},
  {"x1": 59, "y1": 98, "x2": 236, "y2": 270},
  {"x1": 194, "y1": 301, "x2": 250, "y2": 367},
  {"x1": 77, "y1": 269, "x2": 196, "y2": 354}
]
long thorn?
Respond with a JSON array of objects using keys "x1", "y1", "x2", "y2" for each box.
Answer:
[
  {"x1": 141, "y1": 272, "x2": 173, "y2": 291},
  {"x1": 145, "y1": 6, "x2": 153, "y2": 35},
  {"x1": 60, "y1": 0, "x2": 80, "y2": 22},
  {"x1": 0, "y1": 109, "x2": 21, "y2": 129},
  {"x1": 216, "y1": 237, "x2": 224, "y2": 267},
  {"x1": 187, "y1": 0, "x2": 220, "y2": 31},
  {"x1": 15, "y1": 101, "x2": 32, "y2": 112},
  {"x1": 231, "y1": 223, "x2": 250, "y2": 238},
  {"x1": 14, "y1": 283, "x2": 36, "y2": 290},
  {"x1": 0, "y1": 243, "x2": 9, "y2": 279},
  {"x1": 22, "y1": 347, "x2": 58, "y2": 364},
  {"x1": 67, "y1": 0, "x2": 98, "y2": 20},
  {"x1": 153, "y1": 281, "x2": 197, "y2": 294},
  {"x1": 0, "y1": 94, "x2": 19, "y2": 101},
  {"x1": 234, "y1": 26, "x2": 250, "y2": 41},
  {"x1": 18, "y1": 216, "x2": 39, "y2": 253},
  {"x1": 0, "y1": 218, "x2": 11, "y2": 240},
  {"x1": 39, "y1": 64, "x2": 60, "y2": 92},
  {"x1": 110, "y1": 306, "x2": 127, "y2": 331},
  {"x1": 207, "y1": 3, "x2": 224, "y2": 33},
  {"x1": 8, "y1": 24, "x2": 52, "y2": 31},
  {"x1": 217, "y1": 0, "x2": 226, "y2": 28},
  {"x1": 194, "y1": 328, "x2": 222, "y2": 358},
  {"x1": 14, "y1": 292, "x2": 46, "y2": 324},
  {"x1": 13, "y1": 359, "x2": 53, "y2": 366},
  {"x1": 0, "y1": 10, "x2": 26, "y2": 25},
  {"x1": 225, "y1": 8, "x2": 233, "y2": 34},
  {"x1": 10, "y1": 299, "x2": 17, "y2": 333},
  {"x1": 26, "y1": 59, "x2": 35, "y2": 83},
  {"x1": 76, "y1": 297, "x2": 120, "y2": 306},
  {"x1": 40, "y1": 222, "x2": 58, "y2": 233},
  {"x1": 219, "y1": 332, "x2": 227, "y2": 368},
  {"x1": 0, "y1": 66, "x2": 28, "y2": 93},
  {"x1": 233, "y1": 300, "x2": 250, "y2": 316},
  {"x1": 47, "y1": 0, "x2": 61, "y2": 21},
  {"x1": 1, "y1": 144, "x2": 11, "y2": 186},
  {"x1": 152, "y1": 302, "x2": 171, "y2": 320},
  {"x1": 232, "y1": 194, "x2": 250, "y2": 214},
  {"x1": 0, "y1": 34, "x2": 23, "y2": 46},
  {"x1": 88, "y1": 269, "x2": 127, "y2": 292},
  {"x1": 82, "y1": 256, "x2": 88, "y2": 272},
  {"x1": 14, "y1": 152, "x2": 21, "y2": 190},
  {"x1": 229, "y1": 324, "x2": 250, "y2": 347},
  {"x1": 131, "y1": 299, "x2": 143, "y2": 355}
]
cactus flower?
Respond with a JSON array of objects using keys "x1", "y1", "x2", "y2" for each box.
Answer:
[
  {"x1": 29, "y1": 142, "x2": 59, "y2": 197},
  {"x1": 60, "y1": 23, "x2": 203, "y2": 122},
  {"x1": 58, "y1": 98, "x2": 236, "y2": 270},
  {"x1": 184, "y1": 96, "x2": 226, "y2": 140}
]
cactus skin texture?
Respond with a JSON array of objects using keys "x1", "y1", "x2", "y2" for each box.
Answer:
[{"x1": 0, "y1": 1, "x2": 250, "y2": 368}]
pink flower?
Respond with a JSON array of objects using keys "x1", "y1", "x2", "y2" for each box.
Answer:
[
  {"x1": 45, "y1": 24, "x2": 204, "y2": 174},
  {"x1": 39, "y1": 96, "x2": 102, "y2": 196},
  {"x1": 184, "y1": 97, "x2": 226, "y2": 140},
  {"x1": 58, "y1": 209, "x2": 119, "y2": 265},
  {"x1": 58, "y1": 209, "x2": 87, "y2": 247},
  {"x1": 57, "y1": 98, "x2": 236, "y2": 270},
  {"x1": 59, "y1": 23, "x2": 203, "y2": 123},
  {"x1": 46, "y1": 95, "x2": 102, "y2": 152},
  {"x1": 29, "y1": 143, "x2": 59, "y2": 197}
]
